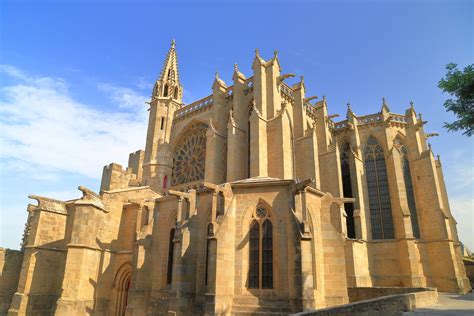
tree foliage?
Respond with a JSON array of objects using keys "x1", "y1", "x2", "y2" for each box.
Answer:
[{"x1": 438, "y1": 63, "x2": 474, "y2": 136}]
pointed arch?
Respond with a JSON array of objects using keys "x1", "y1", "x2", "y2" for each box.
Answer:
[
  {"x1": 364, "y1": 136, "x2": 394, "y2": 239},
  {"x1": 247, "y1": 202, "x2": 273, "y2": 290},
  {"x1": 113, "y1": 262, "x2": 132, "y2": 316},
  {"x1": 163, "y1": 83, "x2": 169, "y2": 97}
]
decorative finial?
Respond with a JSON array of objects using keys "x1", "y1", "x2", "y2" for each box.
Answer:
[
  {"x1": 437, "y1": 154, "x2": 440, "y2": 161},
  {"x1": 347, "y1": 102, "x2": 352, "y2": 111},
  {"x1": 300, "y1": 75, "x2": 304, "y2": 82},
  {"x1": 274, "y1": 50, "x2": 278, "y2": 57},
  {"x1": 234, "y1": 63, "x2": 238, "y2": 72},
  {"x1": 171, "y1": 39, "x2": 176, "y2": 48},
  {"x1": 323, "y1": 95, "x2": 326, "y2": 101},
  {"x1": 255, "y1": 48, "x2": 259, "y2": 56},
  {"x1": 215, "y1": 70, "x2": 219, "y2": 79},
  {"x1": 410, "y1": 100, "x2": 414, "y2": 108},
  {"x1": 418, "y1": 113, "x2": 423, "y2": 120},
  {"x1": 382, "y1": 97, "x2": 386, "y2": 105}
]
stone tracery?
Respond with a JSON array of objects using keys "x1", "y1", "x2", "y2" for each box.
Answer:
[{"x1": 171, "y1": 123, "x2": 208, "y2": 186}]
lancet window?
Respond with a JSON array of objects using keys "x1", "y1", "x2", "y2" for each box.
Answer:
[
  {"x1": 394, "y1": 139, "x2": 420, "y2": 238},
  {"x1": 364, "y1": 137, "x2": 395, "y2": 239},
  {"x1": 340, "y1": 142, "x2": 356, "y2": 238},
  {"x1": 172, "y1": 123, "x2": 208, "y2": 186},
  {"x1": 248, "y1": 205, "x2": 273, "y2": 289}
]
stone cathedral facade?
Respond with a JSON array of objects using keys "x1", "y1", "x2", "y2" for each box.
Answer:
[{"x1": 2, "y1": 41, "x2": 471, "y2": 316}]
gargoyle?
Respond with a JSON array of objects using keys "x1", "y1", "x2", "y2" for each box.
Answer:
[{"x1": 277, "y1": 73, "x2": 295, "y2": 83}]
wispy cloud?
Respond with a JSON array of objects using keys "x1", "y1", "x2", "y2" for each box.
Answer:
[{"x1": 0, "y1": 65, "x2": 148, "y2": 179}]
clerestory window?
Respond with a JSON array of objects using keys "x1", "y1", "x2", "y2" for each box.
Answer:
[{"x1": 364, "y1": 137, "x2": 395, "y2": 239}]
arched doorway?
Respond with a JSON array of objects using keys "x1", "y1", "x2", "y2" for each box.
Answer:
[{"x1": 114, "y1": 263, "x2": 131, "y2": 316}]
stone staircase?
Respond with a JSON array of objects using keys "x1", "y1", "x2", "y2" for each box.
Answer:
[{"x1": 231, "y1": 295, "x2": 293, "y2": 315}]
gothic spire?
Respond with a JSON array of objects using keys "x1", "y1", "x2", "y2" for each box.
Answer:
[{"x1": 152, "y1": 39, "x2": 183, "y2": 101}]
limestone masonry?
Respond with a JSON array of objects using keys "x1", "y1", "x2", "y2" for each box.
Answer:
[{"x1": 0, "y1": 41, "x2": 471, "y2": 315}]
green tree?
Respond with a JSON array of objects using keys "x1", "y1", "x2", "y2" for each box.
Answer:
[{"x1": 438, "y1": 63, "x2": 474, "y2": 136}]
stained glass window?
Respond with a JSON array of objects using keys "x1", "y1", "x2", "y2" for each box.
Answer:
[
  {"x1": 364, "y1": 137, "x2": 394, "y2": 239},
  {"x1": 341, "y1": 143, "x2": 356, "y2": 238},
  {"x1": 248, "y1": 206, "x2": 273, "y2": 290},
  {"x1": 248, "y1": 220, "x2": 260, "y2": 289},
  {"x1": 172, "y1": 123, "x2": 208, "y2": 186},
  {"x1": 166, "y1": 228, "x2": 175, "y2": 284},
  {"x1": 262, "y1": 220, "x2": 273, "y2": 289}
]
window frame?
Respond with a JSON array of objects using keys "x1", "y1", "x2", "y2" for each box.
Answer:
[{"x1": 248, "y1": 205, "x2": 274, "y2": 290}]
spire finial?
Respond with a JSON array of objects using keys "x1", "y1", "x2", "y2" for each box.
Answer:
[
  {"x1": 215, "y1": 69, "x2": 219, "y2": 79},
  {"x1": 347, "y1": 102, "x2": 352, "y2": 111},
  {"x1": 300, "y1": 75, "x2": 304, "y2": 82},
  {"x1": 255, "y1": 48, "x2": 259, "y2": 56},
  {"x1": 323, "y1": 95, "x2": 326, "y2": 101},
  {"x1": 171, "y1": 39, "x2": 176, "y2": 48},
  {"x1": 382, "y1": 97, "x2": 386, "y2": 105},
  {"x1": 234, "y1": 63, "x2": 238, "y2": 72},
  {"x1": 410, "y1": 100, "x2": 414, "y2": 108},
  {"x1": 274, "y1": 49, "x2": 278, "y2": 57}
]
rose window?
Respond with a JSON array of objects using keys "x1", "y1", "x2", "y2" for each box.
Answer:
[{"x1": 171, "y1": 123, "x2": 208, "y2": 186}]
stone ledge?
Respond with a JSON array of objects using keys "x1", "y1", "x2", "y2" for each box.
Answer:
[{"x1": 292, "y1": 288, "x2": 437, "y2": 315}]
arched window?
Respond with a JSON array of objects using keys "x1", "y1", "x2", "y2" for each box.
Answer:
[
  {"x1": 163, "y1": 84, "x2": 169, "y2": 97},
  {"x1": 166, "y1": 228, "x2": 175, "y2": 285},
  {"x1": 364, "y1": 137, "x2": 394, "y2": 239},
  {"x1": 248, "y1": 205, "x2": 273, "y2": 289},
  {"x1": 395, "y1": 139, "x2": 420, "y2": 238},
  {"x1": 174, "y1": 86, "x2": 179, "y2": 99},
  {"x1": 340, "y1": 142, "x2": 356, "y2": 238},
  {"x1": 172, "y1": 123, "x2": 208, "y2": 186}
]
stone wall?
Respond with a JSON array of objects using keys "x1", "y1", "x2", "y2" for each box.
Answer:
[
  {"x1": 0, "y1": 248, "x2": 22, "y2": 315},
  {"x1": 293, "y1": 288, "x2": 437, "y2": 316},
  {"x1": 464, "y1": 258, "x2": 474, "y2": 287}
]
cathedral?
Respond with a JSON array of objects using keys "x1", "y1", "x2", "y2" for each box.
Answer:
[{"x1": 1, "y1": 41, "x2": 471, "y2": 315}]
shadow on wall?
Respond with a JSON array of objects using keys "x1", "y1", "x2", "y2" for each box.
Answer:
[{"x1": 0, "y1": 248, "x2": 23, "y2": 315}]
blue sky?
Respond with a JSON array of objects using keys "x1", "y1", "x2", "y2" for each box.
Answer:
[{"x1": 1, "y1": 0, "x2": 472, "y2": 250}]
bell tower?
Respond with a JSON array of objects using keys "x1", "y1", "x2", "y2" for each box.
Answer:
[{"x1": 143, "y1": 40, "x2": 183, "y2": 192}]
